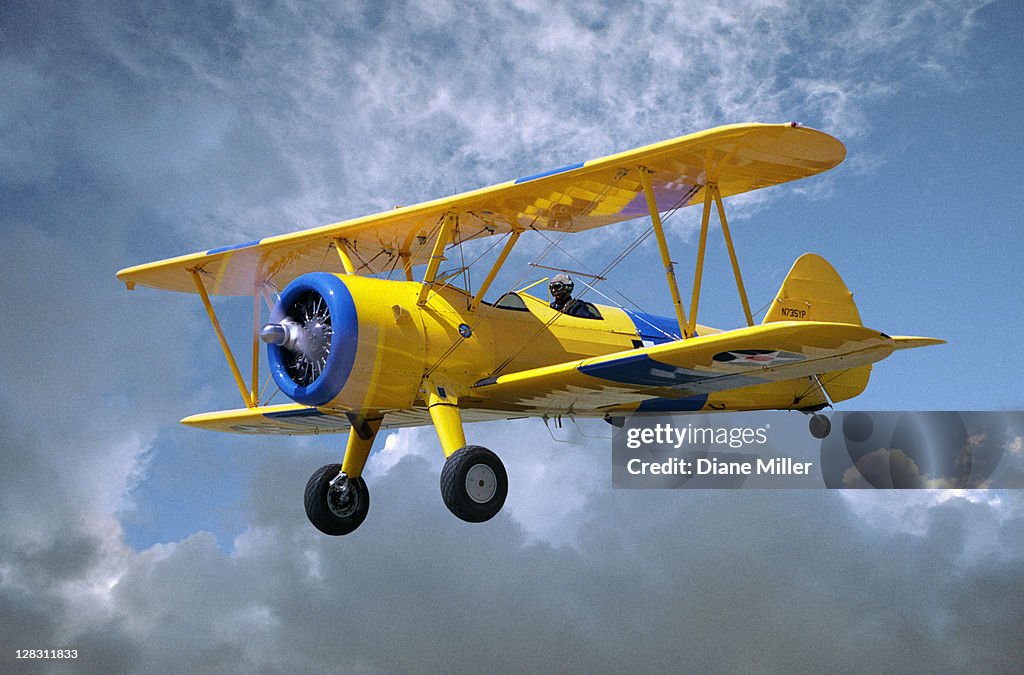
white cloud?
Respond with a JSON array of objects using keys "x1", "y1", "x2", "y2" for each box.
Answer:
[
  {"x1": 54, "y1": 0, "x2": 984, "y2": 246},
  {"x1": 362, "y1": 419, "x2": 609, "y2": 547},
  {"x1": 364, "y1": 426, "x2": 443, "y2": 478}
]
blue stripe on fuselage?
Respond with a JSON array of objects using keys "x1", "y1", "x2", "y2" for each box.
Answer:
[
  {"x1": 586, "y1": 309, "x2": 706, "y2": 412},
  {"x1": 624, "y1": 310, "x2": 685, "y2": 344}
]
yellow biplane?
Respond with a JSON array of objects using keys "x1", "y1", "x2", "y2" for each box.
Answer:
[{"x1": 117, "y1": 122, "x2": 942, "y2": 535}]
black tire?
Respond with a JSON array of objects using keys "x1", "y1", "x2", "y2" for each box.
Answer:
[
  {"x1": 304, "y1": 463, "x2": 369, "y2": 536},
  {"x1": 809, "y1": 413, "x2": 832, "y2": 439},
  {"x1": 440, "y1": 446, "x2": 508, "y2": 523}
]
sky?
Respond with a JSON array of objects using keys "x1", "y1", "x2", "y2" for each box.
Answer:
[{"x1": 2, "y1": 0, "x2": 1023, "y2": 671}]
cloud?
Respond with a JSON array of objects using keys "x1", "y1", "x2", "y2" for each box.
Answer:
[
  {"x1": 9, "y1": 446, "x2": 1024, "y2": 671},
  {"x1": 12, "y1": 0, "x2": 979, "y2": 244}
]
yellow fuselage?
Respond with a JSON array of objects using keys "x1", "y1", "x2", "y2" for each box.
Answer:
[
  {"x1": 319, "y1": 275, "x2": 837, "y2": 416},
  {"x1": 331, "y1": 275, "x2": 638, "y2": 409}
]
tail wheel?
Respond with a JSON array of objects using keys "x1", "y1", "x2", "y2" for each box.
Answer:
[
  {"x1": 440, "y1": 446, "x2": 508, "y2": 523},
  {"x1": 304, "y1": 463, "x2": 369, "y2": 536},
  {"x1": 809, "y1": 413, "x2": 832, "y2": 439}
]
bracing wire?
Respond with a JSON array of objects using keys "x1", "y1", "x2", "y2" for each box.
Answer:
[
  {"x1": 424, "y1": 175, "x2": 623, "y2": 379},
  {"x1": 425, "y1": 172, "x2": 705, "y2": 379},
  {"x1": 486, "y1": 183, "x2": 700, "y2": 376}
]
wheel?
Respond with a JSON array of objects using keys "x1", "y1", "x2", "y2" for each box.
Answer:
[
  {"x1": 809, "y1": 413, "x2": 832, "y2": 439},
  {"x1": 304, "y1": 463, "x2": 369, "y2": 535},
  {"x1": 440, "y1": 446, "x2": 508, "y2": 523}
]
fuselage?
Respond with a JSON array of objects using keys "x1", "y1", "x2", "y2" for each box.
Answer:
[{"x1": 265, "y1": 273, "x2": 843, "y2": 418}]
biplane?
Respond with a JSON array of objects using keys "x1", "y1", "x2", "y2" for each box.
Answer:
[{"x1": 117, "y1": 122, "x2": 942, "y2": 535}]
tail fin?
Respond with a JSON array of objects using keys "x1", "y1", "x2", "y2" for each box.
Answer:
[
  {"x1": 763, "y1": 253, "x2": 861, "y2": 325},
  {"x1": 764, "y1": 253, "x2": 867, "y2": 404}
]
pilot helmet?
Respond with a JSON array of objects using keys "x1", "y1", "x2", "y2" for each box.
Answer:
[{"x1": 549, "y1": 273, "x2": 574, "y2": 299}]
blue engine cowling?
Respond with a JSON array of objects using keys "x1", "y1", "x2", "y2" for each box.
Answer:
[{"x1": 266, "y1": 273, "x2": 360, "y2": 406}]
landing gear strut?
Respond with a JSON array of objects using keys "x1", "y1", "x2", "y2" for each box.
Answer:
[{"x1": 427, "y1": 386, "x2": 508, "y2": 523}]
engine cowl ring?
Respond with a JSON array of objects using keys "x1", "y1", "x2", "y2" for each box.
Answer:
[{"x1": 266, "y1": 273, "x2": 359, "y2": 406}]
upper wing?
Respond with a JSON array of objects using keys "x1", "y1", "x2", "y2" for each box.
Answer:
[
  {"x1": 467, "y1": 322, "x2": 939, "y2": 415},
  {"x1": 117, "y1": 123, "x2": 845, "y2": 296}
]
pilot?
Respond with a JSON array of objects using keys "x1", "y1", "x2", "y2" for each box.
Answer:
[{"x1": 549, "y1": 273, "x2": 597, "y2": 318}]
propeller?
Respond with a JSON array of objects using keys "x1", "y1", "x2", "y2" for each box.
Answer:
[{"x1": 261, "y1": 289, "x2": 333, "y2": 387}]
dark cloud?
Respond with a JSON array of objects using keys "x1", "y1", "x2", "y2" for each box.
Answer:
[{"x1": 7, "y1": 448, "x2": 1021, "y2": 672}]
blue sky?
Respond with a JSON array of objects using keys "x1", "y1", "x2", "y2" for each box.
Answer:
[{"x1": 2, "y1": 1, "x2": 1023, "y2": 671}]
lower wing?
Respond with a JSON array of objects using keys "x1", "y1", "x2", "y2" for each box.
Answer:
[
  {"x1": 181, "y1": 323, "x2": 941, "y2": 434},
  {"x1": 466, "y1": 322, "x2": 943, "y2": 415}
]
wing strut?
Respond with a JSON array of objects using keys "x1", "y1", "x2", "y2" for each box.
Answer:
[
  {"x1": 333, "y1": 238, "x2": 357, "y2": 275},
  {"x1": 638, "y1": 167, "x2": 690, "y2": 338},
  {"x1": 250, "y1": 288, "x2": 261, "y2": 406},
  {"x1": 400, "y1": 252, "x2": 414, "y2": 281},
  {"x1": 689, "y1": 184, "x2": 713, "y2": 337},
  {"x1": 689, "y1": 183, "x2": 755, "y2": 335},
  {"x1": 713, "y1": 184, "x2": 754, "y2": 327},
  {"x1": 417, "y1": 211, "x2": 458, "y2": 306},
  {"x1": 190, "y1": 269, "x2": 255, "y2": 408},
  {"x1": 470, "y1": 229, "x2": 522, "y2": 312}
]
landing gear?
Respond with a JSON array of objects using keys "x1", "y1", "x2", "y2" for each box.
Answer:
[
  {"x1": 809, "y1": 413, "x2": 832, "y2": 439},
  {"x1": 427, "y1": 387, "x2": 507, "y2": 523},
  {"x1": 440, "y1": 446, "x2": 508, "y2": 523},
  {"x1": 302, "y1": 414, "x2": 380, "y2": 536},
  {"x1": 304, "y1": 464, "x2": 370, "y2": 535}
]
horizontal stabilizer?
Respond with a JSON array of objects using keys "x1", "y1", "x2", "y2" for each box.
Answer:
[{"x1": 891, "y1": 336, "x2": 946, "y2": 350}]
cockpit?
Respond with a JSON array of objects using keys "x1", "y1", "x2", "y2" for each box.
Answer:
[{"x1": 489, "y1": 292, "x2": 603, "y2": 320}]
